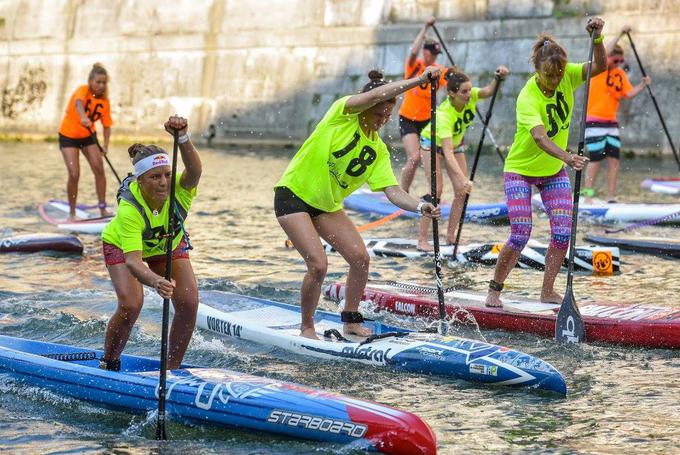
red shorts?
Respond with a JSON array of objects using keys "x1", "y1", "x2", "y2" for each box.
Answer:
[{"x1": 102, "y1": 238, "x2": 190, "y2": 266}]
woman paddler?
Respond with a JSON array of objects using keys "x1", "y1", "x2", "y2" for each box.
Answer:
[
  {"x1": 416, "y1": 65, "x2": 510, "y2": 251},
  {"x1": 275, "y1": 68, "x2": 442, "y2": 339},
  {"x1": 58, "y1": 63, "x2": 114, "y2": 219},
  {"x1": 100, "y1": 116, "x2": 201, "y2": 370},
  {"x1": 485, "y1": 18, "x2": 606, "y2": 308}
]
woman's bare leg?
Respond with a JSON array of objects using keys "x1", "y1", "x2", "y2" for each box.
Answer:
[
  {"x1": 150, "y1": 258, "x2": 198, "y2": 369},
  {"x1": 277, "y1": 212, "x2": 328, "y2": 339},
  {"x1": 60, "y1": 147, "x2": 81, "y2": 220},
  {"x1": 82, "y1": 144, "x2": 112, "y2": 216},
  {"x1": 103, "y1": 263, "x2": 144, "y2": 362},
  {"x1": 314, "y1": 210, "x2": 372, "y2": 337}
]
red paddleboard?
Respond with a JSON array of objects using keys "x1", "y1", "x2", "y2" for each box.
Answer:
[{"x1": 324, "y1": 281, "x2": 680, "y2": 349}]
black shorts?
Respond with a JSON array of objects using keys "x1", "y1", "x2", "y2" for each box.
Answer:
[
  {"x1": 399, "y1": 116, "x2": 430, "y2": 138},
  {"x1": 274, "y1": 187, "x2": 325, "y2": 218},
  {"x1": 59, "y1": 133, "x2": 96, "y2": 149}
]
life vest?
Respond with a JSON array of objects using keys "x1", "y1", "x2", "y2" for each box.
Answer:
[{"x1": 116, "y1": 174, "x2": 191, "y2": 249}]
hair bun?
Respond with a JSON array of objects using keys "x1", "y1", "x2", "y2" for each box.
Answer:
[
  {"x1": 127, "y1": 143, "x2": 144, "y2": 159},
  {"x1": 367, "y1": 69, "x2": 384, "y2": 82}
]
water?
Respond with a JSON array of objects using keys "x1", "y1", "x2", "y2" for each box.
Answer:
[{"x1": 0, "y1": 141, "x2": 678, "y2": 454}]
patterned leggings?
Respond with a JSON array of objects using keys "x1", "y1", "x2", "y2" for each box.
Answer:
[{"x1": 503, "y1": 168, "x2": 573, "y2": 251}]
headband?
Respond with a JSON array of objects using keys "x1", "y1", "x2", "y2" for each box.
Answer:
[{"x1": 134, "y1": 153, "x2": 170, "y2": 177}]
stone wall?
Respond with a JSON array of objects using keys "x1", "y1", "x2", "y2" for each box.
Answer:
[{"x1": 0, "y1": 0, "x2": 679, "y2": 153}]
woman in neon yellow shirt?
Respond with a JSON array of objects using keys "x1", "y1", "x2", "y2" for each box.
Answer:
[
  {"x1": 275, "y1": 69, "x2": 441, "y2": 339},
  {"x1": 485, "y1": 18, "x2": 606, "y2": 308},
  {"x1": 416, "y1": 65, "x2": 509, "y2": 251},
  {"x1": 100, "y1": 116, "x2": 202, "y2": 371}
]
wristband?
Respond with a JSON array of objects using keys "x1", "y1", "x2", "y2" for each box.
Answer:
[
  {"x1": 416, "y1": 201, "x2": 425, "y2": 214},
  {"x1": 593, "y1": 34, "x2": 604, "y2": 45},
  {"x1": 178, "y1": 132, "x2": 191, "y2": 144}
]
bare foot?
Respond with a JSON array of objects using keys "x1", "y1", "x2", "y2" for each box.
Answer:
[
  {"x1": 299, "y1": 326, "x2": 319, "y2": 340},
  {"x1": 417, "y1": 240, "x2": 434, "y2": 252},
  {"x1": 485, "y1": 291, "x2": 503, "y2": 308},
  {"x1": 540, "y1": 290, "x2": 563, "y2": 304},
  {"x1": 67, "y1": 213, "x2": 78, "y2": 222},
  {"x1": 344, "y1": 323, "x2": 372, "y2": 337},
  {"x1": 100, "y1": 208, "x2": 114, "y2": 217}
]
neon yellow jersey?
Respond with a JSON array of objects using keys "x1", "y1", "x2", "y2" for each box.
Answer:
[
  {"x1": 101, "y1": 173, "x2": 197, "y2": 258},
  {"x1": 505, "y1": 62, "x2": 585, "y2": 176},
  {"x1": 275, "y1": 96, "x2": 398, "y2": 212},
  {"x1": 420, "y1": 87, "x2": 480, "y2": 147}
]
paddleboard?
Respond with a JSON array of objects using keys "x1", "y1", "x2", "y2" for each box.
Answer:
[
  {"x1": 531, "y1": 193, "x2": 680, "y2": 225},
  {"x1": 641, "y1": 177, "x2": 680, "y2": 195},
  {"x1": 0, "y1": 233, "x2": 83, "y2": 254},
  {"x1": 324, "y1": 282, "x2": 680, "y2": 349},
  {"x1": 38, "y1": 200, "x2": 112, "y2": 234},
  {"x1": 322, "y1": 237, "x2": 620, "y2": 274},
  {"x1": 584, "y1": 234, "x2": 680, "y2": 259},
  {"x1": 344, "y1": 189, "x2": 508, "y2": 223},
  {"x1": 196, "y1": 291, "x2": 567, "y2": 395},
  {"x1": 0, "y1": 335, "x2": 436, "y2": 454}
]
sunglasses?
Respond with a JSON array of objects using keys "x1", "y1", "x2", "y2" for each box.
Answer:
[{"x1": 611, "y1": 58, "x2": 625, "y2": 64}]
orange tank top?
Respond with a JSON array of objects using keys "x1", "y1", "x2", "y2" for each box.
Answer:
[
  {"x1": 59, "y1": 85, "x2": 113, "y2": 139},
  {"x1": 398, "y1": 59, "x2": 447, "y2": 122},
  {"x1": 586, "y1": 68, "x2": 633, "y2": 122}
]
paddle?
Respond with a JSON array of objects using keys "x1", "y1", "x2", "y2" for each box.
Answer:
[
  {"x1": 156, "y1": 129, "x2": 179, "y2": 440},
  {"x1": 625, "y1": 31, "x2": 680, "y2": 172},
  {"x1": 86, "y1": 125, "x2": 122, "y2": 184},
  {"x1": 452, "y1": 72, "x2": 503, "y2": 259},
  {"x1": 555, "y1": 31, "x2": 596, "y2": 344},
  {"x1": 432, "y1": 24, "x2": 506, "y2": 165},
  {"x1": 427, "y1": 74, "x2": 447, "y2": 335},
  {"x1": 604, "y1": 208, "x2": 680, "y2": 234}
]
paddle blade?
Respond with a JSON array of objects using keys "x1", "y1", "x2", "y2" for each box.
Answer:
[{"x1": 555, "y1": 289, "x2": 586, "y2": 344}]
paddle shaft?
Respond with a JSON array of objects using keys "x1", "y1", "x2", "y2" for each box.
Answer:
[
  {"x1": 605, "y1": 208, "x2": 680, "y2": 234},
  {"x1": 428, "y1": 76, "x2": 447, "y2": 334},
  {"x1": 86, "y1": 125, "x2": 122, "y2": 184},
  {"x1": 555, "y1": 31, "x2": 596, "y2": 344},
  {"x1": 625, "y1": 32, "x2": 680, "y2": 172},
  {"x1": 452, "y1": 74, "x2": 502, "y2": 257},
  {"x1": 566, "y1": 34, "x2": 596, "y2": 286},
  {"x1": 156, "y1": 129, "x2": 180, "y2": 440}
]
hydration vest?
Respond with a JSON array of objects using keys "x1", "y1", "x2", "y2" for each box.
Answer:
[{"x1": 116, "y1": 174, "x2": 189, "y2": 248}]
